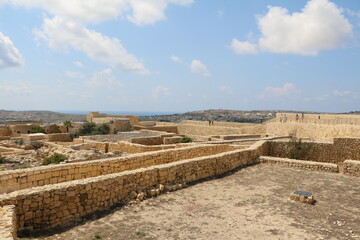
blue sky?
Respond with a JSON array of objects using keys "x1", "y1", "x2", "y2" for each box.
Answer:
[{"x1": 0, "y1": 0, "x2": 359, "y2": 113}]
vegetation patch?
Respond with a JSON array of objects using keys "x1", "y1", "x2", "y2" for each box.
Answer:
[
  {"x1": 43, "y1": 153, "x2": 67, "y2": 165},
  {"x1": 179, "y1": 136, "x2": 193, "y2": 143},
  {"x1": 288, "y1": 137, "x2": 312, "y2": 160},
  {"x1": 70, "y1": 122, "x2": 110, "y2": 138},
  {"x1": 30, "y1": 126, "x2": 46, "y2": 134}
]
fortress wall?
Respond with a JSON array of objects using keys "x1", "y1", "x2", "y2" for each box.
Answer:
[
  {"x1": 0, "y1": 141, "x2": 267, "y2": 232},
  {"x1": 177, "y1": 124, "x2": 266, "y2": 136},
  {"x1": 265, "y1": 122, "x2": 360, "y2": 140},
  {"x1": 0, "y1": 144, "x2": 240, "y2": 194},
  {"x1": 180, "y1": 120, "x2": 257, "y2": 128},
  {"x1": 0, "y1": 205, "x2": 16, "y2": 240},
  {"x1": 266, "y1": 138, "x2": 360, "y2": 164}
]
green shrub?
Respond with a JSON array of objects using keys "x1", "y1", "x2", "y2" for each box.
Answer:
[
  {"x1": 43, "y1": 154, "x2": 67, "y2": 165},
  {"x1": 179, "y1": 137, "x2": 193, "y2": 143},
  {"x1": 30, "y1": 126, "x2": 46, "y2": 134},
  {"x1": 74, "y1": 122, "x2": 111, "y2": 137},
  {"x1": 0, "y1": 155, "x2": 5, "y2": 164},
  {"x1": 15, "y1": 139, "x2": 24, "y2": 145},
  {"x1": 288, "y1": 137, "x2": 312, "y2": 160}
]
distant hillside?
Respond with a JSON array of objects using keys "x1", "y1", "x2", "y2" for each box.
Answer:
[
  {"x1": 0, "y1": 110, "x2": 86, "y2": 124},
  {"x1": 139, "y1": 109, "x2": 278, "y2": 124}
]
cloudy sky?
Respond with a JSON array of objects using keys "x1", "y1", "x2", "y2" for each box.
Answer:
[{"x1": 0, "y1": 0, "x2": 359, "y2": 113}]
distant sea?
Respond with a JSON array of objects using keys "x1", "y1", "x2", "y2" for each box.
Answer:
[{"x1": 56, "y1": 110, "x2": 181, "y2": 116}]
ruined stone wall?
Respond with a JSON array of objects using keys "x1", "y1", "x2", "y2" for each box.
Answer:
[
  {"x1": 134, "y1": 125, "x2": 178, "y2": 134},
  {"x1": 343, "y1": 160, "x2": 360, "y2": 177},
  {"x1": 266, "y1": 138, "x2": 360, "y2": 164},
  {"x1": 0, "y1": 141, "x2": 267, "y2": 232},
  {"x1": 47, "y1": 133, "x2": 72, "y2": 142},
  {"x1": 0, "y1": 126, "x2": 11, "y2": 136},
  {"x1": 265, "y1": 122, "x2": 360, "y2": 140},
  {"x1": 131, "y1": 136, "x2": 164, "y2": 145},
  {"x1": 0, "y1": 205, "x2": 16, "y2": 240},
  {"x1": 0, "y1": 144, "x2": 241, "y2": 194},
  {"x1": 72, "y1": 139, "x2": 182, "y2": 153},
  {"x1": 180, "y1": 120, "x2": 257, "y2": 128},
  {"x1": 259, "y1": 156, "x2": 339, "y2": 172}
]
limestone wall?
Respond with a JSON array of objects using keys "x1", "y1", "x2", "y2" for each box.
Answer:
[
  {"x1": 134, "y1": 125, "x2": 178, "y2": 134},
  {"x1": 0, "y1": 141, "x2": 266, "y2": 232},
  {"x1": 343, "y1": 160, "x2": 360, "y2": 177},
  {"x1": 0, "y1": 205, "x2": 16, "y2": 240},
  {"x1": 259, "y1": 156, "x2": 339, "y2": 172},
  {"x1": 265, "y1": 122, "x2": 360, "y2": 140},
  {"x1": 73, "y1": 139, "x2": 187, "y2": 153},
  {"x1": 131, "y1": 136, "x2": 164, "y2": 145},
  {"x1": 0, "y1": 144, "x2": 241, "y2": 194},
  {"x1": 0, "y1": 126, "x2": 11, "y2": 137},
  {"x1": 177, "y1": 124, "x2": 266, "y2": 136},
  {"x1": 180, "y1": 120, "x2": 257, "y2": 128},
  {"x1": 266, "y1": 138, "x2": 360, "y2": 164},
  {"x1": 47, "y1": 133, "x2": 72, "y2": 142}
]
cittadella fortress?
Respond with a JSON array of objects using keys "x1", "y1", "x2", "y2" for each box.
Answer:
[{"x1": 0, "y1": 112, "x2": 359, "y2": 239}]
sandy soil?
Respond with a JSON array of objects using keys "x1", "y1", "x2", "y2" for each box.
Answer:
[{"x1": 20, "y1": 164, "x2": 360, "y2": 240}]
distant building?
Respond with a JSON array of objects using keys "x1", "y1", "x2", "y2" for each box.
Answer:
[{"x1": 87, "y1": 112, "x2": 138, "y2": 133}]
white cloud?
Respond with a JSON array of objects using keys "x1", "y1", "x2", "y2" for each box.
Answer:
[
  {"x1": 35, "y1": 16, "x2": 150, "y2": 74},
  {"x1": 171, "y1": 55, "x2": 182, "y2": 63},
  {"x1": 6, "y1": 0, "x2": 193, "y2": 24},
  {"x1": 265, "y1": 83, "x2": 297, "y2": 96},
  {"x1": 258, "y1": 0, "x2": 353, "y2": 55},
  {"x1": 0, "y1": 32, "x2": 24, "y2": 69},
  {"x1": 219, "y1": 86, "x2": 233, "y2": 95},
  {"x1": 333, "y1": 89, "x2": 350, "y2": 96},
  {"x1": 85, "y1": 68, "x2": 123, "y2": 87},
  {"x1": 0, "y1": 80, "x2": 32, "y2": 96},
  {"x1": 230, "y1": 38, "x2": 258, "y2": 55},
  {"x1": 66, "y1": 71, "x2": 85, "y2": 79},
  {"x1": 73, "y1": 61, "x2": 84, "y2": 67},
  {"x1": 190, "y1": 59, "x2": 211, "y2": 77},
  {"x1": 152, "y1": 85, "x2": 171, "y2": 99}
]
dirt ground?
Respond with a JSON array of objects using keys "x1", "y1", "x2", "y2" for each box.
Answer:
[{"x1": 21, "y1": 164, "x2": 360, "y2": 240}]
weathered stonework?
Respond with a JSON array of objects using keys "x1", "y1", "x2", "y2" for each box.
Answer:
[
  {"x1": 0, "y1": 205, "x2": 16, "y2": 240},
  {"x1": 343, "y1": 160, "x2": 360, "y2": 177},
  {"x1": 260, "y1": 156, "x2": 339, "y2": 172},
  {"x1": 0, "y1": 144, "x2": 241, "y2": 194},
  {"x1": 0, "y1": 141, "x2": 267, "y2": 233},
  {"x1": 266, "y1": 138, "x2": 360, "y2": 164}
]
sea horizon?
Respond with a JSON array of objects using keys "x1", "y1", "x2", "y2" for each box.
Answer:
[{"x1": 55, "y1": 110, "x2": 181, "y2": 116}]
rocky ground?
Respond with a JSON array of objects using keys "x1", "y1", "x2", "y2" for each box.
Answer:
[
  {"x1": 20, "y1": 164, "x2": 360, "y2": 240},
  {"x1": 0, "y1": 143, "x2": 124, "y2": 170}
]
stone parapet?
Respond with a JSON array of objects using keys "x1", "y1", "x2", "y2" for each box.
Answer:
[
  {"x1": 343, "y1": 160, "x2": 360, "y2": 177},
  {"x1": 259, "y1": 156, "x2": 339, "y2": 172}
]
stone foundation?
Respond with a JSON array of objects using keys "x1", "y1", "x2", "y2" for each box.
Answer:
[
  {"x1": 0, "y1": 141, "x2": 267, "y2": 232},
  {"x1": 343, "y1": 160, "x2": 360, "y2": 177},
  {"x1": 0, "y1": 144, "x2": 241, "y2": 194},
  {"x1": 259, "y1": 156, "x2": 339, "y2": 172}
]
